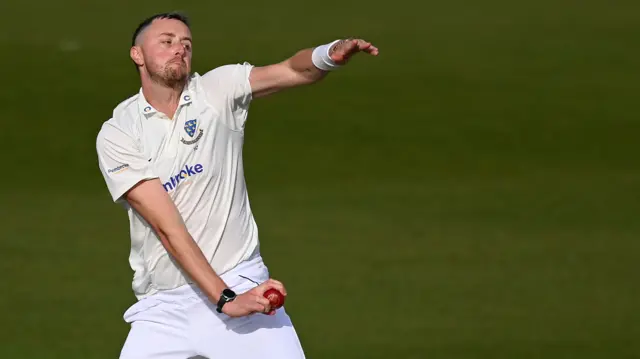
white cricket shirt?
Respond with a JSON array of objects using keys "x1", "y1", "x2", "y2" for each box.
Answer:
[{"x1": 96, "y1": 63, "x2": 261, "y2": 300}]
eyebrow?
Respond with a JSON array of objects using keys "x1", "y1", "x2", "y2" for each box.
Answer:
[{"x1": 159, "y1": 32, "x2": 192, "y2": 42}]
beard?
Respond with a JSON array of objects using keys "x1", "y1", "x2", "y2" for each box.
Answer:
[{"x1": 149, "y1": 59, "x2": 189, "y2": 89}]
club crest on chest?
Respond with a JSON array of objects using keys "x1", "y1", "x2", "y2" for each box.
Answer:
[{"x1": 181, "y1": 119, "x2": 204, "y2": 145}]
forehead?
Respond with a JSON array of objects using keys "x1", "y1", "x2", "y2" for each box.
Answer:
[{"x1": 143, "y1": 18, "x2": 191, "y2": 39}]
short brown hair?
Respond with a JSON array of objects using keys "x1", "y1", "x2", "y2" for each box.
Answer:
[{"x1": 131, "y1": 12, "x2": 190, "y2": 46}]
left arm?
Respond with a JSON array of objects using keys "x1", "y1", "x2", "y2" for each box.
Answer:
[{"x1": 249, "y1": 38, "x2": 379, "y2": 99}]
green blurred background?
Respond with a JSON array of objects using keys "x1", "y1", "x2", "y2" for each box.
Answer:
[{"x1": 1, "y1": 0, "x2": 639, "y2": 358}]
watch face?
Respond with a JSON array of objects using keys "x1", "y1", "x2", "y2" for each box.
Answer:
[{"x1": 223, "y1": 289, "x2": 236, "y2": 300}]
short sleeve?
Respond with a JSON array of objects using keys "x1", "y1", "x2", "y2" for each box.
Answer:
[
  {"x1": 200, "y1": 62, "x2": 254, "y2": 131},
  {"x1": 96, "y1": 122, "x2": 158, "y2": 203}
]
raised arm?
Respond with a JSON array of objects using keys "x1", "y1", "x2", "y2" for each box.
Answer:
[{"x1": 249, "y1": 38, "x2": 379, "y2": 98}]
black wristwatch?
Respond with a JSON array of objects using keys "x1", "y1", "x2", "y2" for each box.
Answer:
[{"x1": 216, "y1": 288, "x2": 237, "y2": 313}]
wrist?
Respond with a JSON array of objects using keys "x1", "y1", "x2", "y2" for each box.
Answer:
[
  {"x1": 312, "y1": 39, "x2": 342, "y2": 71},
  {"x1": 215, "y1": 288, "x2": 237, "y2": 313},
  {"x1": 204, "y1": 277, "x2": 230, "y2": 303}
]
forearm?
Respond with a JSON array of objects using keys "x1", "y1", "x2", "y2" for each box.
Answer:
[
  {"x1": 249, "y1": 44, "x2": 337, "y2": 98},
  {"x1": 158, "y1": 227, "x2": 228, "y2": 303},
  {"x1": 282, "y1": 48, "x2": 328, "y2": 84},
  {"x1": 249, "y1": 38, "x2": 378, "y2": 98},
  {"x1": 125, "y1": 179, "x2": 228, "y2": 304}
]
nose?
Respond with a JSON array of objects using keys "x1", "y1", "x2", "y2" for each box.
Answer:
[{"x1": 174, "y1": 43, "x2": 186, "y2": 56}]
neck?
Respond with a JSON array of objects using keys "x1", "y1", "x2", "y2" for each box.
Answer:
[{"x1": 140, "y1": 75, "x2": 186, "y2": 119}]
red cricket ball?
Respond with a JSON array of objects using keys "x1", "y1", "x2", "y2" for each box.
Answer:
[{"x1": 263, "y1": 288, "x2": 285, "y2": 309}]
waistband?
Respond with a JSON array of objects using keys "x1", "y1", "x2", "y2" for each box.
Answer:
[{"x1": 146, "y1": 253, "x2": 267, "y2": 302}]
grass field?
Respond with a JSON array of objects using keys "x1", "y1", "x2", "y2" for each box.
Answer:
[{"x1": 1, "y1": 0, "x2": 639, "y2": 358}]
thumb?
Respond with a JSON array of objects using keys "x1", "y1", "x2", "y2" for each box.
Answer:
[{"x1": 252, "y1": 281, "x2": 273, "y2": 295}]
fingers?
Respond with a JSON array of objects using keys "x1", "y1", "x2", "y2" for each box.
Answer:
[
  {"x1": 241, "y1": 294, "x2": 271, "y2": 314},
  {"x1": 360, "y1": 42, "x2": 379, "y2": 56},
  {"x1": 254, "y1": 294, "x2": 272, "y2": 313},
  {"x1": 252, "y1": 278, "x2": 286, "y2": 296},
  {"x1": 265, "y1": 278, "x2": 287, "y2": 296},
  {"x1": 226, "y1": 277, "x2": 288, "y2": 317},
  {"x1": 246, "y1": 278, "x2": 287, "y2": 310},
  {"x1": 354, "y1": 39, "x2": 379, "y2": 56},
  {"x1": 224, "y1": 289, "x2": 281, "y2": 317},
  {"x1": 330, "y1": 38, "x2": 379, "y2": 63}
]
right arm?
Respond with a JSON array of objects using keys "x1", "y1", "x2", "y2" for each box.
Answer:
[
  {"x1": 96, "y1": 123, "x2": 282, "y2": 317},
  {"x1": 124, "y1": 180, "x2": 284, "y2": 316},
  {"x1": 123, "y1": 178, "x2": 229, "y2": 305}
]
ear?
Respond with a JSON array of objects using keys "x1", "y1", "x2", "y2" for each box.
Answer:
[{"x1": 130, "y1": 46, "x2": 144, "y2": 67}]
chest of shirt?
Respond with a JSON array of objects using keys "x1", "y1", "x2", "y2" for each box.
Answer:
[{"x1": 137, "y1": 102, "x2": 243, "y2": 193}]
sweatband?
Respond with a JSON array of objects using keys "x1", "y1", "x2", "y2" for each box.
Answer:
[{"x1": 311, "y1": 39, "x2": 343, "y2": 71}]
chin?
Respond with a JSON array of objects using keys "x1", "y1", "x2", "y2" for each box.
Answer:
[{"x1": 163, "y1": 71, "x2": 188, "y2": 87}]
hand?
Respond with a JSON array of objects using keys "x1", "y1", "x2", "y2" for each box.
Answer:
[
  {"x1": 221, "y1": 278, "x2": 287, "y2": 317},
  {"x1": 329, "y1": 38, "x2": 379, "y2": 65}
]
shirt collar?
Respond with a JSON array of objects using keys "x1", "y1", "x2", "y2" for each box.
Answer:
[{"x1": 137, "y1": 77, "x2": 195, "y2": 117}]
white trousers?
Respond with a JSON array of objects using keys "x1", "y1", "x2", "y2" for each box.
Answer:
[{"x1": 119, "y1": 255, "x2": 306, "y2": 359}]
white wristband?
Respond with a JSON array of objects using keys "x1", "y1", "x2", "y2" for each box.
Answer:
[{"x1": 312, "y1": 39, "x2": 342, "y2": 71}]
